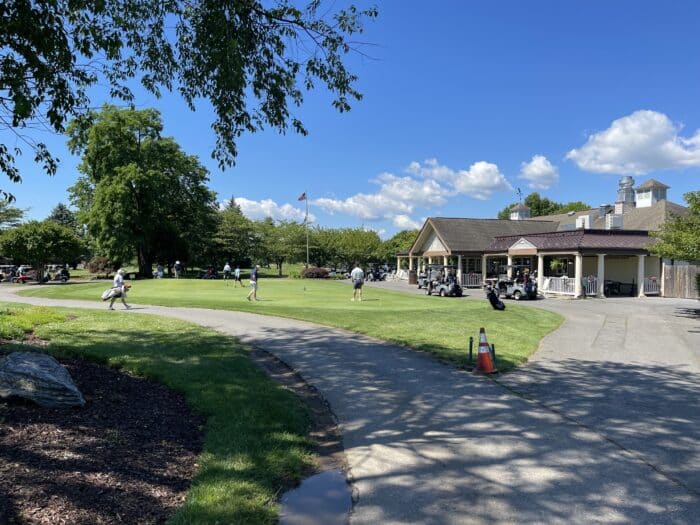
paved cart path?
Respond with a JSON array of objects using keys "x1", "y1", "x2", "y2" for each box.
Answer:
[{"x1": 2, "y1": 286, "x2": 699, "y2": 524}]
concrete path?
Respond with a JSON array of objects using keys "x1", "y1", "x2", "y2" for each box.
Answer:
[{"x1": 2, "y1": 285, "x2": 699, "y2": 524}]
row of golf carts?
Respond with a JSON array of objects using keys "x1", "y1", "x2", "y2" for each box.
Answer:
[{"x1": 417, "y1": 264, "x2": 539, "y2": 300}]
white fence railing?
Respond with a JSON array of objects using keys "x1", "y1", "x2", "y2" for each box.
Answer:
[
  {"x1": 461, "y1": 273, "x2": 483, "y2": 288},
  {"x1": 584, "y1": 276, "x2": 598, "y2": 296},
  {"x1": 542, "y1": 276, "x2": 576, "y2": 295},
  {"x1": 644, "y1": 277, "x2": 660, "y2": 295}
]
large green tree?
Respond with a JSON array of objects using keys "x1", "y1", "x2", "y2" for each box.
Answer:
[
  {"x1": 0, "y1": 220, "x2": 82, "y2": 276},
  {"x1": 47, "y1": 203, "x2": 78, "y2": 232},
  {"x1": 214, "y1": 198, "x2": 253, "y2": 267},
  {"x1": 1, "y1": 0, "x2": 377, "y2": 198},
  {"x1": 68, "y1": 106, "x2": 218, "y2": 276},
  {"x1": 251, "y1": 219, "x2": 306, "y2": 276},
  {"x1": 379, "y1": 229, "x2": 419, "y2": 262},
  {"x1": 650, "y1": 191, "x2": 700, "y2": 262},
  {"x1": 334, "y1": 227, "x2": 382, "y2": 268},
  {"x1": 497, "y1": 192, "x2": 590, "y2": 219}
]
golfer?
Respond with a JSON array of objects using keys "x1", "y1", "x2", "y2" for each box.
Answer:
[
  {"x1": 234, "y1": 265, "x2": 243, "y2": 287},
  {"x1": 174, "y1": 260, "x2": 182, "y2": 279},
  {"x1": 246, "y1": 265, "x2": 260, "y2": 301},
  {"x1": 109, "y1": 268, "x2": 131, "y2": 310},
  {"x1": 223, "y1": 262, "x2": 232, "y2": 282},
  {"x1": 350, "y1": 263, "x2": 364, "y2": 301}
]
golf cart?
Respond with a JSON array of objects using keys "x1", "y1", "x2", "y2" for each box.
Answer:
[
  {"x1": 424, "y1": 265, "x2": 463, "y2": 297},
  {"x1": 495, "y1": 265, "x2": 538, "y2": 300},
  {"x1": 366, "y1": 263, "x2": 388, "y2": 282},
  {"x1": 417, "y1": 264, "x2": 442, "y2": 289}
]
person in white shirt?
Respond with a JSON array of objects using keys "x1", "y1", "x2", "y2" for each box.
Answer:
[
  {"x1": 350, "y1": 263, "x2": 365, "y2": 302},
  {"x1": 109, "y1": 268, "x2": 131, "y2": 310},
  {"x1": 223, "y1": 262, "x2": 232, "y2": 283}
]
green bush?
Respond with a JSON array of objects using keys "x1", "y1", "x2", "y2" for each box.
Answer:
[{"x1": 695, "y1": 273, "x2": 700, "y2": 296}]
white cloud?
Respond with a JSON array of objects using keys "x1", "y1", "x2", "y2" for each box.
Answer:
[
  {"x1": 314, "y1": 172, "x2": 450, "y2": 223},
  {"x1": 566, "y1": 110, "x2": 700, "y2": 174},
  {"x1": 452, "y1": 161, "x2": 512, "y2": 199},
  {"x1": 314, "y1": 158, "x2": 513, "y2": 228},
  {"x1": 519, "y1": 155, "x2": 559, "y2": 189},
  {"x1": 408, "y1": 159, "x2": 512, "y2": 200},
  {"x1": 235, "y1": 198, "x2": 313, "y2": 222},
  {"x1": 392, "y1": 214, "x2": 421, "y2": 229}
]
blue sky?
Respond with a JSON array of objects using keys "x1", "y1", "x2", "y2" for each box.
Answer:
[{"x1": 7, "y1": 0, "x2": 700, "y2": 237}]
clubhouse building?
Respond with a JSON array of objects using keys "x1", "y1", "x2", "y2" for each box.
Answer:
[{"x1": 401, "y1": 177, "x2": 697, "y2": 299}]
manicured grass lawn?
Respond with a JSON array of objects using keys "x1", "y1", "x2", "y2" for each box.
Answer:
[
  {"x1": 0, "y1": 304, "x2": 313, "y2": 524},
  {"x1": 18, "y1": 280, "x2": 563, "y2": 370}
]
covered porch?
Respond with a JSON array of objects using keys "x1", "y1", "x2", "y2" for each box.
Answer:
[{"x1": 485, "y1": 230, "x2": 661, "y2": 299}]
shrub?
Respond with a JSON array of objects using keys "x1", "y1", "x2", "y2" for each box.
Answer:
[
  {"x1": 301, "y1": 267, "x2": 329, "y2": 279},
  {"x1": 86, "y1": 256, "x2": 111, "y2": 276},
  {"x1": 696, "y1": 273, "x2": 700, "y2": 297}
]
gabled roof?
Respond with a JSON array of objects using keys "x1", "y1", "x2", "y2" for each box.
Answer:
[
  {"x1": 410, "y1": 218, "x2": 558, "y2": 255},
  {"x1": 636, "y1": 179, "x2": 670, "y2": 191},
  {"x1": 510, "y1": 203, "x2": 530, "y2": 212}
]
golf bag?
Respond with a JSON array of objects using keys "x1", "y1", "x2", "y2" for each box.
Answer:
[
  {"x1": 101, "y1": 285, "x2": 127, "y2": 301},
  {"x1": 486, "y1": 287, "x2": 505, "y2": 311}
]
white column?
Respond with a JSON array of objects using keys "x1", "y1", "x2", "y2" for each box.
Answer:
[
  {"x1": 396, "y1": 256, "x2": 400, "y2": 271},
  {"x1": 408, "y1": 256, "x2": 414, "y2": 271},
  {"x1": 660, "y1": 258, "x2": 666, "y2": 297},
  {"x1": 443, "y1": 255, "x2": 448, "y2": 266},
  {"x1": 637, "y1": 254, "x2": 646, "y2": 297},
  {"x1": 428, "y1": 256, "x2": 433, "y2": 265},
  {"x1": 507, "y1": 255, "x2": 513, "y2": 279},
  {"x1": 457, "y1": 255, "x2": 463, "y2": 283},
  {"x1": 574, "y1": 253, "x2": 583, "y2": 298},
  {"x1": 537, "y1": 254, "x2": 544, "y2": 290},
  {"x1": 597, "y1": 254, "x2": 606, "y2": 297},
  {"x1": 482, "y1": 255, "x2": 488, "y2": 285}
]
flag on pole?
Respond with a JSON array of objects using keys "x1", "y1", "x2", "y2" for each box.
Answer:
[{"x1": 298, "y1": 192, "x2": 307, "y2": 201}]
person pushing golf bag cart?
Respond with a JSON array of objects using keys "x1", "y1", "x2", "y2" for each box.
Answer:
[{"x1": 485, "y1": 285, "x2": 505, "y2": 311}]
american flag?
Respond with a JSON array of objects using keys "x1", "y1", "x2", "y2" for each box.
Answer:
[{"x1": 298, "y1": 192, "x2": 307, "y2": 201}]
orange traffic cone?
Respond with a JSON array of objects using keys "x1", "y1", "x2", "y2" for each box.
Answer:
[{"x1": 476, "y1": 327, "x2": 497, "y2": 373}]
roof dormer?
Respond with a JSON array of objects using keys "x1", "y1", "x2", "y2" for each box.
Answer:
[{"x1": 635, "y1": 179, "x2": 669, "y2": 208}]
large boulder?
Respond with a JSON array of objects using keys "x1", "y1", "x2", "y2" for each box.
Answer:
[{"x1": 0, "y1": 352, "x2": 85, "y2": 408}]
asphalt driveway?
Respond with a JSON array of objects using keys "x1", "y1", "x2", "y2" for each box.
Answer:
[{"x1": 1, "y1": 284, "x2": 699, "y2": 524}]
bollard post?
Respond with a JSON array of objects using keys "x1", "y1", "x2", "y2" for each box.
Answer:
[
  {"x1": 490, "y1": 343, "x2": 497, "y2": 368},
  {"x1": 468, "y1": 336, "x2": 473, "y2": 366}
]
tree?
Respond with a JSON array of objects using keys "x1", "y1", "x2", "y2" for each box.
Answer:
[
  {"x1": 214, "y1": 198, "x2": 253, "y2": 267},
  {"x1": 251, "y1": 219, "x2": 306, "y2": 276},
  {"x1": 1, "y1": 1, "x2": 377, "y2": 198},
  {"x1": 334, "y1": 228, "x2": 382, "y2": 268},
  {"x1": 68, "y1": 106, "x2": 218, "y2": 276},
  {"x1": 650, "y1": 191, "x2": 700, "y2": 262},
  {"x1": 0, "y1": 200, "x2": 24, "y2": 230},
  {"x1": 379, "y1": 229, "x2": 419, "y2": 262},
  {"x1": 497, "y1": 192, "x2": 591, "y2": 219},
  {"x1": 0, "y1": 220, "x2": 83, "y2": 277},
  {"x1": 47, "y1": 203, "x2": 78, "y2": 232}
]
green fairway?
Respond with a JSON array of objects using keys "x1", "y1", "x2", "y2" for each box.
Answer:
[
  {"x1": 18, "y1": 279, "x2": 562, "y2": 370},
  {"x1": 0, "y1": 304, "x2": 313, "y2": 524}
]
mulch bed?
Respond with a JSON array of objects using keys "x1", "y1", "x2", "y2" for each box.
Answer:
[{"x1": 0, "y1": 352, "x2": 204, "y2": 525}]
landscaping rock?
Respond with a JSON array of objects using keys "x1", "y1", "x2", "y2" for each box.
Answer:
[{"x1": 0, "y1": 352, "x2": 85, "y2": 408}]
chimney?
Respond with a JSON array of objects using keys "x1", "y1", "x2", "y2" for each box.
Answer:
[{"x1": 615, "y1": 176, "x2": 635, "y2": 213}]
